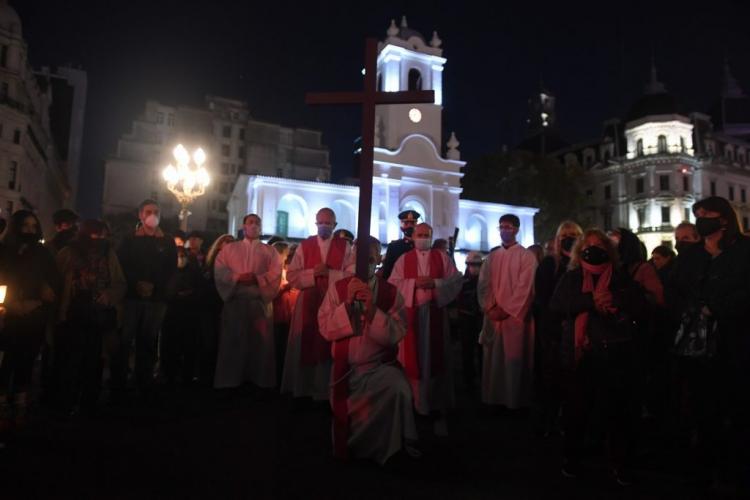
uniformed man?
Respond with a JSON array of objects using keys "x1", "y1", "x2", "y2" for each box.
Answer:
[{"x1": 381, "y1": 210, "x2": 420, "y2": 280}]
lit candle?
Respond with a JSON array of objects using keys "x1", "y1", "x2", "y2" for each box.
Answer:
[{"x1": 0, "y1": 285, "x2": 6, "y2": 304}]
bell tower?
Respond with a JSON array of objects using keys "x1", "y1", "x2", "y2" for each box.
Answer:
[{"x1": 375, "y1": 16, "x2": 446, "y2": 151}]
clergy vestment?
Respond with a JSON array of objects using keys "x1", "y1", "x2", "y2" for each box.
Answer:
[
  {"x1": 388, "y1": 248, "x2": 462, "y2": 415},
  {"x1": 318, "y1": 275, "x2": 416, "y2": 465},
  {"x1": 214, "y1": 238, "x2": 282, "y2": 389},
  {"x1": 477, "y1": 243, "x2": 537, "y2": 408},
  {"x1": 280, "y1": 235, "x2": 352, "y2": 400}
]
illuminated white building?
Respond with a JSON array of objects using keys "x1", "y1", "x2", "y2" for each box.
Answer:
[
  {"x1": 551, "y1": 60, "x2": 750, "y2": 251},
  {"x1": 228, "y1": 17, "x2": 538, "y2": 252}
]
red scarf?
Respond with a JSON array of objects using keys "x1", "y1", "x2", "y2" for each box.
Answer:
[
  {"x1": 299, "y1": 236, "x2": 347, "y2": 366},
  {"x1": 574, "y1": 261, "x2": 613, "y2": 363},
  {"x1": 402, "y1": 249, "x2": 445, "y2": 380},
  {"x1": 331, "y1": 276, "x2": 398, "y2": 459}
]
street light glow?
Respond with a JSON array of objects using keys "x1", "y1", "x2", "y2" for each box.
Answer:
[{"x1": 163, "y1": 143, "x2": 210, "y2": 230}]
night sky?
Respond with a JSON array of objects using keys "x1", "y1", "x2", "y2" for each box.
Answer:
[{"x1": 15, "y1": 0, "x2": 750, "y2": 217}]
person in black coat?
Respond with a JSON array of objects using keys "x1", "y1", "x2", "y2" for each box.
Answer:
[
  {"x1": 670, "y1": 196, "x2": 750, "y2": 489},
  {"x1": 0, "y1": 210, "x2": 62, "y2": 429},
  {"x1": 380, "y1": 210, "x2": 420, "y2": 280},
  {"x1": 550, "y1": 228, "x2": 648, "y2": 485},
  {"x1": 533, "y1": 220, "x2": 582, "y2": 436}
]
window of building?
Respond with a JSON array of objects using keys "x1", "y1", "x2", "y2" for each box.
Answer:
[
  {"x1": 221, "y1": 144, "x2": 230, "y2": 157},
  {"x1": 222, "y1": 163, "x2": 230, "y2": 175},
  {"x1": 222, "y1": 125, "x2": 231, "y2": 138},
  {"x1": 12, "y1": 129, "x2": 20, "y2": 144},
  {"x1": 156, "y1": 112, "x2": 164, "y2": 125},
  {"x1": 683, "y1": 175, "x2": 689, "y2": 192},
  {"x1": 408, "y1": 68, "x2": 422, "y2": 91},
  {"x1": 684, "y1": 207, "x2": 691, "y2": 222},
  {"x1": 604, "y1": 211, "x2": 613, "y2": 231},
  {"x1": 167, "y1": 114, "x2": 175, "y2": 127},
  {"x1": 661, "y1": 206, "x2": 671, "y2": 224},
  {"x1": 636, "y1": 139, "x2": 644, "y2": 157},
  {"x1": 0, "y1": 46, "x2": 7, "y2": 68},
  {"x1": 239, "y1": 128, "x2": 245, "y2": 141},
  {"x1": 8, "y1": 160, "x2": 17, "y2": 190},
  {"x1": 604, "y1": 184, "x2": 612, "y2": 200},
  {"x1": 710, "y1": 180, "x2": 717, "y2": 196},
  {"x1": 636, "y1": 177, "x2": 645, "y2": 194},
  {"x1": 726, "y1": 147, "x2": 734, "y2": 161},
  {"x1": 729, "y1": 185, "x2": 735, "y2": 201},
  {"x1": 742, "y1": 188, "x2": 747, "y2": 203},
  {"x1": 680, "y1": 136, "x2": 687, "y2": 153},
  {"x1": 659, "y1": 174, "x2": 670, "y2": 191},
  {"x1": 637, "y1": 207, "x2": 646, "y2": 228},
  {"x1": 658, "y1": 135, "x2": 668, "y2": 153},
  {"x1": 0, "y1": 82, "x2": 7, "y2": 99},
  {"x1": 238, "y1": 146, "x2": 245, "y2": 160},
  {"x1": 276, "y1": 167, "x2": 283, "y2": 177}
]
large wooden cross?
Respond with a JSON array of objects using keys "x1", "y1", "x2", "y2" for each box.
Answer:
[{"x1": 306, "y1": 38, "x2": 435, "y2": 279}]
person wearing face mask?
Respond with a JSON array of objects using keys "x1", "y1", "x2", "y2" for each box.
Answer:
[
  {"x1": 550, "y1": 229, "x2": 648, "y2": 485},
  {"x1": 48, "y1": 209, "x2": 80, "y2": 255},
  {"x1": 115, "y1": 199, "x2": 177, "y2": 399},
  {"x1": 281, "y1": 208, "x2": 353, "y2": 401},
  {"x1": 477, "y1": 214, "x2": 538, "y2": 414},
  {"x1": 212, "y1": 214, "x2": 281, "y2": 391},
  {"x1": 318, "y1": 236, "x2": 419, "y2": 463},
  {"x1": 673, "y1": 222, "x2": 700, "y2": 256},
  {"x1": 532, "y1": 220, "x2": 582, "y2": 436},
  {"x1": 669, "y1": 196, "x2": 750, "y2": 490},
  {"x1": 55, "y1": 220, "x2": 126, "y2": 415},
  {"x1": 388, "y1": 222, "x2": 462, "y2": 436},
  {"x1": 0, "y1": 210, "x2": 62, "y2": 431},
  {"x1": 457, "y1": 252, "x2": 484, "y2": 390},
  {"x1": 381, "y1": 210, "x2": 421, "y2": 280}
]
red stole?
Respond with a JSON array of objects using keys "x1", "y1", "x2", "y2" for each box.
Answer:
[
  {"x1": 299, "y1": 236, "x2": 347, "y2": 366},
  {"x1": 331, "y1": 276, "x2": 397, "y2": 460},
  {"x1": 402, "y1": 249, "x2": 445, "y2": 380}
]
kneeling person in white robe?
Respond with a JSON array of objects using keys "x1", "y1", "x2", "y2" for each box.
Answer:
[
  {"x1": 214, "y1": 214, "x2": 281, "y2": 389},
  {"x1": 318, "y1": 237, "x2": 417, "y2": 464}
]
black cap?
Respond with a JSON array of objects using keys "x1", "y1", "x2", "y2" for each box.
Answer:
[
  {"x1": 52, "y1": 208, "x2": 79, "y2": 226},
  {"x1": 398, "y1": 210, "x2": 421, "y2": 222}
]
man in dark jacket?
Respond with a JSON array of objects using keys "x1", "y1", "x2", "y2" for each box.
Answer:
[
  {"x1": 115, "y1": 200, "x2": 177, "y2": 397},
  {"x1": 381, "y1": 210, "x2": 420, "y2": 280}
]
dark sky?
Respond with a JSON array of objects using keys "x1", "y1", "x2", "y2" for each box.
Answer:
[{"x1": 15, "y1": 0, "x2": 750, "y2": 217}]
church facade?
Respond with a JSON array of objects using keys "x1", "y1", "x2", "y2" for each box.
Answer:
[{"x1": 228, "y1": 18, "x2": 538, "y2": 254}]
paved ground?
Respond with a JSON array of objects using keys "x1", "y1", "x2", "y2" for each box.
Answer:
[{"x1": 1, "y1": 377, "x2": 722, "y2": 500}]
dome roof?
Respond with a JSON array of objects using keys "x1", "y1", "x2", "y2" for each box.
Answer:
[
  {"x1": 0, "y1": 1, "x2": 22, "y2": 36},
  {"x1": 626, "y1": 92, "x2": 680, "y2": 123}
]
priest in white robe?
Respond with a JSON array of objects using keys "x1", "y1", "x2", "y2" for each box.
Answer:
[
  {"x1": 319, "y1": 237, "x2": 417, "y2": 464},
  {"x1": 214, "y1": 214, "x2": 281, "y2": 389},
  {"x1": 388, "y1": 223, "x2": 462, "y2": 435},
  {"x1": 280, "y1": 208, "x2": 352, "y2": 400},
  {"x1": 477, "y1": 214, "x2": 537, "y2": 409}
]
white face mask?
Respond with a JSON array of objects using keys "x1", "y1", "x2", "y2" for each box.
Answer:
[
  {"x1": 414, "y1": 238, "x2": 431, "y2": 251},
  {"x1": 144, "y1": 214, "x2": 159, "y2": 229}
]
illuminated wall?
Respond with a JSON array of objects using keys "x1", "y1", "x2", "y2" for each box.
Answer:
[{"x1": 625, "y1": 116, "x2": 694, "y2": 159}]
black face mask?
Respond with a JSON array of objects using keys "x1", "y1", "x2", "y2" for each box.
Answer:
[
  {"x1": 18, "y1": 233, "x2": 39, "y2": 245},
  {"x1": 580, "y1": 245, "x2": 610, "y2": 265},
  {"x1": 560, "y1": 236, "x2": 576, "y2": 253},
  {"x1": 675, "y1": 241, "x2": 696, "y2": 255},
  {"x1": 402, "y1": 227, "x2": 414, "y2": 238},
  {"x1": 695, "y1": 217, "x2": 723, "y2": 237}
]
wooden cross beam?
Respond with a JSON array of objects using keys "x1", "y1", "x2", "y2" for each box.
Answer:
[{"x1": 306, "y1": 38, "x2": 435, "y2": 280}]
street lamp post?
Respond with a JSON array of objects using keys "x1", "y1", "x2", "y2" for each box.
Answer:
[{"x1": 162, "y1": 144, "x2": 210, "y2": 232}]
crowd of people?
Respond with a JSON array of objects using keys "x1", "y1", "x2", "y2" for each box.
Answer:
[{"x1": 0, "y1": 195, "x2": 748, "y2": 491}]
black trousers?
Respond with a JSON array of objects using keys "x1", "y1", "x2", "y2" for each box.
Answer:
[
  {"x1": 57, "y1": 319, "x2": 105, "y2": 411},
  {"x1": 161, "y1": 302, "x2": 201, "y2": 385},
  {"x1": 561, "y1": 343, "x2": 636, "y2": 470},
  {"x1": 0, "y1": 311, "x2": 48, "y2": 395}
]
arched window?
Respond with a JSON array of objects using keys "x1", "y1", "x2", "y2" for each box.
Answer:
[
  {"x1": 658, "y1": 135, "x2": 668, "y2": 153},
  {"x1": 331, "y1": 200, "x2": 356, "y2": 236},
  {"x1": 466, "y1": 214, "x2": 489, "y2": 251},
  {"x1": 277, "y1": 194, "x2": 309, "y2": 239},
  {"x1": 408, "y1": 68, "x2": 422, "y2": 91},
  {"x1": 636, "y1": 139, "x2": 644, "y2": 157}
]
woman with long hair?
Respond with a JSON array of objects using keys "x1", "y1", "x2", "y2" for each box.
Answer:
[
  {"x1": 0, "y1": 210, "x2": 62, "y2": 430},
  {"x1": 532, "y1": 220, "x2": 582, "y2": 435},
  {"x1": 550, "y1": 228, "x2": 647, "y2": 485},
  {"x1": 55, "y1": 219, "x2": 126, "y2": 415}
]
